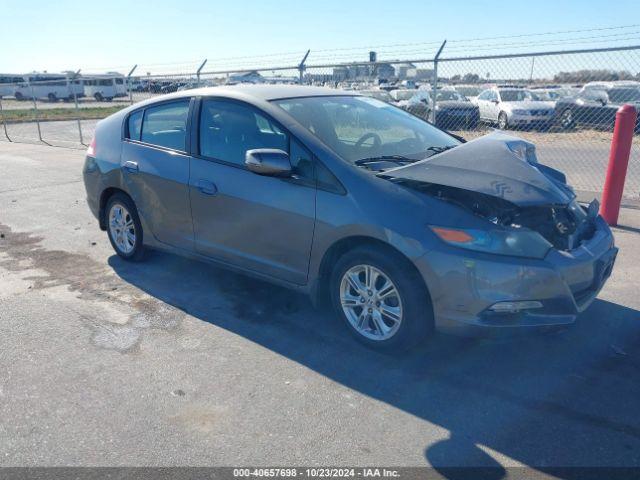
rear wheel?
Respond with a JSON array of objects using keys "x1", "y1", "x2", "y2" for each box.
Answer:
[
  {"x1": 498, "y1": 111, "x2": 509, "y2": 130},
  {"x1": 47, "y1": 92, "x2": 57, "y2": 102},
  {"x1": 330, "y1": 245, "x2": 433, "y2": 351},
  {"x1": 94, "y1": 92, "x2": 104, "y2": 102},
  {"x1": 14, "y1": 91, "x2": 24, "y2": 101},
  {"x1": 105, "y1": 193, "x2": 146, "y2": 261}
]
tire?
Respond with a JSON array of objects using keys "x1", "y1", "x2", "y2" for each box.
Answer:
[
  {"x1": 330, "y1": 245, "x2": 433, "y2": 351},
  {"x1": 94, "y1": 92, "x2": 104, "y2": 102},
  {"x1": 14, "y1": 91, "x2": 24, "y2": 101},
  {"x1": 47, "y1": 93, "x2": 57, "y2": 102},
  {"x1": 105, "y1": 192, "x2": 146, "y2": 262},
  {"x1": 559, "y1": 108, "x2": 575, "y2": 130},
  {"x1": 498, "y1": 111, "x2": 509, "y2": 130}
]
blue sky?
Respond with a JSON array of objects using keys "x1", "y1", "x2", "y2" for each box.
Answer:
[{"x1": 2, "y1": 0, "x2": 640, "y2": 74}]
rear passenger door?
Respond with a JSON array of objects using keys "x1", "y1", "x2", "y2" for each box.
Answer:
[
  {"x1": 121, "y1": 99, "x2": 194, "y2": 249},
  {"x1": 189, "y1": 98, "x2": 316, "y2": 285}
]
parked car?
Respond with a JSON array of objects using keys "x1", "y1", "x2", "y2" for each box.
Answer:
[
  {"x1": 555, "y1": 85, "x2": 640, "y2": 131},
  {"x1": 453, "y1": 85, "x2": 483, "y2": 103},
  {"x1": 177, "y1": 82, "x2": 199, "y2": 91},
  {"x1": 389, "y1": 89, "x2": 417, "y2": 102},
  {"x1": 432, "y1": 90, "x2": 479, "y2": 130},
  {"x1": 397, "y1": 91, "x2": 431, "y2": 120},
  {"x1": 359, "y1": 89, "x2": 395, "y2": 103},
  {"x1": 84, "y1": 85, "x2": 617, "y2": 351},
  {"x1": 160, "y1": 82, "x2": 187, "y2": 94},
  {"x1": 476, "y1": 87, "x2": 555, "y2": 130}
]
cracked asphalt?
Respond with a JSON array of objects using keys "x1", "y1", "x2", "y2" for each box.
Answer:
[{"x1": 1, "y1": 141, "x2": 640, "y2": 471}]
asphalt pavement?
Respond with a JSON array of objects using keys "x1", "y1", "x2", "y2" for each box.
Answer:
[{"x1": 1, "y1": 142, "x2": 639, "y2": 471}]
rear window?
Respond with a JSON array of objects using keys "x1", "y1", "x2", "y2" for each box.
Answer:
[{"x1": 141, "y1": 100, "x2": 190, "y2": 151}]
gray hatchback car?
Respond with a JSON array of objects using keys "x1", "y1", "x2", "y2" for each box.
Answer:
[{"x1": 83, "y1": 85, "x2": 617, "y2": 350}]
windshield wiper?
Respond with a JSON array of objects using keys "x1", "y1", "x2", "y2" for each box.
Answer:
[
  {"x1": 354, "y1": 155, "x2": 419, "y2": 167},
  {"x1": 426, "y1": 145, "x2": 457, "y2": 155}
]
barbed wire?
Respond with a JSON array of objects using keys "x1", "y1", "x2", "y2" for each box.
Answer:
[{"x1": 9, "y1": 24, "x2": 640, "y2": 76}]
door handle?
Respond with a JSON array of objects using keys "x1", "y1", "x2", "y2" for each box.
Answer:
[
  {"x1": 123, "y1": 161, "x2": 139, "y2": 173},
  {"x1": 196, "y1": 179, "x2": 217, "y2": 196}
]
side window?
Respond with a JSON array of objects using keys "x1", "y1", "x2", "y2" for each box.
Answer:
[
  {"x1": 127, "y1": 110, "x2": 143, "y2": 141},
  {"x1": 289, "y1": 138, "x2": 314, "y2": 181},
  {"x1": 316, "y1": 160, "x2": 345, "y2": 194},
  {"x1": 478, "y1": 91, "x2": 490, "y2": 100},
  {"x1": 199, "y1": 99, "x2": 288, "y2": 165},
  {"x1": 141, "y1": 100, "x2": 190, "y2": 151},
  {"x1": 489, "y1": 91, "x2": 498, "y2": 101},
  {"x1": 584, "y1": 89, "x2": 606, "y2": 102}
]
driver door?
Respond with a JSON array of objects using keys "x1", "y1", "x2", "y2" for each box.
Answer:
[{"x1": 189, "y1": 98, "x2": 316, "y2": 285}]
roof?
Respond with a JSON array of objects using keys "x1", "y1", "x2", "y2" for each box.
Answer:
[{"x1": 165, "y1": 84, "x2": 359, "y2": 102}]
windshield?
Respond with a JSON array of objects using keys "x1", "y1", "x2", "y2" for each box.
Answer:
[
  {"x1": 608, "y1": 88, "x2": 640, "y2": 103},
  {"x1": 499, "y1": 90, "x2": 535, "y2": 102},
  {"x1": 436, "y1": 91, "x2": 466, "y2": 101},
  {"x1": 455, "y1": 86, "x2": 481, "y2": 97},
  {"x1": 274, "y1": 96, "x2": 460, "y2": 164}
]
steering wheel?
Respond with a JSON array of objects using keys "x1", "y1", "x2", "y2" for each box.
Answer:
[{"x1": 355, "y1": 132, "x2": 382, "y2": 150}]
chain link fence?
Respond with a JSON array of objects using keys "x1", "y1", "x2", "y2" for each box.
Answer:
[{"x1": 1, "y1": 45, "x2": 639, "y2": 205}]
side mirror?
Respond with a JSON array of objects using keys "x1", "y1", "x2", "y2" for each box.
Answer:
[
  {"x1": 245, "y1": 149, "x2": 292, "y2": 176},
  {"x1": 492, "y1": 99, "x2": 499, "y2": 104}
]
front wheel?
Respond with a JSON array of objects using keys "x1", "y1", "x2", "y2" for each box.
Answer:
[
  {"x1": 498, "y1": 111, "x2": 509, "y2": 130},
  {"x1": 559, "y1": 108, "x2": 575, "y2": 130},
  {"x1": 105, "y1": 193, "x2": 146, "y2": 261},
  {"x1": 330, "y1": 245, "x2": 433, "y2": 351}
]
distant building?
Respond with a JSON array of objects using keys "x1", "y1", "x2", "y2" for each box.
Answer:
[
  {"x1": 330, "y1": 62, "x2": 396, "y2": 82},
  {"x1": 395, "y1": 62, "x2": 416, "y2": 79}
]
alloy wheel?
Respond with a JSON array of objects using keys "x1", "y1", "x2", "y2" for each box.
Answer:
[
  {"x1": 561, "y1": 109, "x2": 573, "y2": 129},
  {"x1": 339, "y1": 264, "x2": 403, "y2": 341},
  {"x1": 108, "y1": 203, "x2": 136, "y2": 254},
  {"x1": 498, "y1": 112, "x2": 508, "y2": 129}
]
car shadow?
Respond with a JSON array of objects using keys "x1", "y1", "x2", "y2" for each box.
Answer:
[{"x1": 108, "y1": 250, "x2": 640, "y2": 477}]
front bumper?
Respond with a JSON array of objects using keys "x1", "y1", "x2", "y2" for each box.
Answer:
[
  {"x1": 509, "y1": 113, "x2": 554, "y2": 126},
  {"x1": 415, "y1": 215, "x2": 617, "y2": 335}
]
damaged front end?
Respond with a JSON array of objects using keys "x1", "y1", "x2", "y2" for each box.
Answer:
[
  {"x1": 380, "y1": 132, "x2": 598, "y2": 257},
  {"x1": 402, "y1": 181, "x2": 598, "y2": 254},
  {"x1": 377, "y1": 132, "x2": 617, "y2": 331}
]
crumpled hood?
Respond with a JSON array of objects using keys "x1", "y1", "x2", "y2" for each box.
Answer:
[{"x1": 381, "y1": 132, "x2": 574, "y2": 207}]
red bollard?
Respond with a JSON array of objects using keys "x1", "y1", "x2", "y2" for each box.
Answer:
[{"x1": 600, "y1": 104, "x2": 638, "y2": 226}]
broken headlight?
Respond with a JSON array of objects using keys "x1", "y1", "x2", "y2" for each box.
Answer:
[
  {"x1": 429, "y1": 226, "x2": 552, "y2": 259},
  {"x1": 506, "y1": 140, "x2": 537, "y2": 163}
]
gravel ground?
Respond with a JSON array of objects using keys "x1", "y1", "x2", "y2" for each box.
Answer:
[{"x1": 0, "y1": 141, "x2": 639, "y2": 469}]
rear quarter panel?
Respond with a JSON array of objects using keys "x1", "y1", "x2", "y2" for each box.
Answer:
[{"x1": 82, "y1": 111, "x2": 127, "y2": 224}]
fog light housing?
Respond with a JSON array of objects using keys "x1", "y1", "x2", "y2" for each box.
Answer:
[{"x1": 488, "y1": 300, "x2": 543, "y2": 313}]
